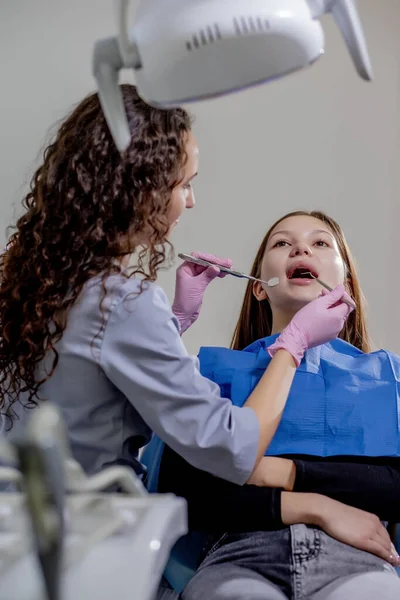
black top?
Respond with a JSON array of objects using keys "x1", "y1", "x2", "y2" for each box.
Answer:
[{"x1": 158, "y1": 445, "x2": 400, "y2": 532}]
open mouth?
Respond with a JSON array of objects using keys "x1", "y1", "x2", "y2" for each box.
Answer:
[{"x1": 287, "y1": 266, "x2": 318, "y2": 280}]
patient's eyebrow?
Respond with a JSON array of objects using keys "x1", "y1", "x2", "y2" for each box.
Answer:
[
  {"x1": 269, "y1": 230, "x2": 291, "y2": 240},
  {"x1": 312, "y1": 229, "x2": 334, "y2": 238},
  {"x1": 269, "y1": 228, "x2": 333, "y2": 240}
]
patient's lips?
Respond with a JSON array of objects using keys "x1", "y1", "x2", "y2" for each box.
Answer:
[{"x1": 286, "y1": 261, "x2": 318, "y2": 286}]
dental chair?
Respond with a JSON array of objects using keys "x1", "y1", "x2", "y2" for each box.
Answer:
[
  {"x1": 142, "y1": 435, "x2": 400, "y2": 591},
  {"x1": 142, "y1": 436, "x2": 205, "y2": 593}
]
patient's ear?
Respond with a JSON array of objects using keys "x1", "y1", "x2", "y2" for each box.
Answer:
[{"x1": 253, "y1": 280, "x2": 268, "y2": 302}]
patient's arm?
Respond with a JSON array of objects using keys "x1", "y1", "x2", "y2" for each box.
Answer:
[
  {"x1": 250, "y1": 456, "x2": 400, "y2": 522},
  {"x1": 158, "y1": 443, "x2": 285, "y2": 532},
  {"x1": 292, "y1": 458, "x2": 400, "y2": 521},
  {"x1": 158, "y1": 445, "x2": 400, "y2": 532},
  {"x1": 158, "y1": 445, "x2": 399, "y2": 563}
]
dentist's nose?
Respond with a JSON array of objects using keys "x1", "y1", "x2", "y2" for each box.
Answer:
[{"x1": 289, "y1": 242, "x2": 313, "y2": 257}]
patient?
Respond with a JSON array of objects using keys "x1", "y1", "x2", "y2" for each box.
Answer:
[{"x1": 158, "y1": 210, "x2": 400, "y2": 599}]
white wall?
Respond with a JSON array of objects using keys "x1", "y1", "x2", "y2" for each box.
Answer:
[{"x1": 1, "y1": 0, "x2": 399, "y2": 354}]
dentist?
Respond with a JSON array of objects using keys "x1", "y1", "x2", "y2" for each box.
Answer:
[{"x1": 0, "y1": 84, "x2": 352, "y2": 488}]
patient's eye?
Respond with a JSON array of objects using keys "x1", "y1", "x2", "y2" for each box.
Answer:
[
  {"x1": 273, "y1": 240, "x2": 290, "y2": 248},
  {"x1": 314, "y1": 239, "x2": 329, "y2": 247}
]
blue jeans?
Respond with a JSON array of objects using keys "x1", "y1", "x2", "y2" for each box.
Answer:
[{"x1": 182, "y1": 525, "x2": 400, "y2": 600}]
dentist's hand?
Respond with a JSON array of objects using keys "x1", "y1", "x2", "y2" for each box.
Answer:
[
  {"x1": 268, "y1": 284, "x2": 354, "y2": 366},
  {"x1": 172, "y1": 251, "x2": 233, "y2": 334}
]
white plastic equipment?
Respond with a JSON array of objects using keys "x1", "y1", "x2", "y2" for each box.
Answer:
[
  {"x1": 92, "y1": 0, "x2": 373, "y2": 152},
  {"x1": 0, "y1": 405, "x2": 187, "y2": 600}
]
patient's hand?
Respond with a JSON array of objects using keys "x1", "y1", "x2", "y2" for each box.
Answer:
[{"x1": 248, "y1": 457, "x2": 296, "y2": 491}]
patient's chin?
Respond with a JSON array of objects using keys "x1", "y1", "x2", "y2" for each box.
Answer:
[{"x1": 285, "y1": 290, "x2": 320, "y2": 311}]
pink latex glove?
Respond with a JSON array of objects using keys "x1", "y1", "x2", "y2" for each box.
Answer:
[
  {"x1": 172, "y1": 251, "x2": 233, "y2": 334},
  {"x1": 268, "y1": 285, "x2": 355, "y2": 367}
]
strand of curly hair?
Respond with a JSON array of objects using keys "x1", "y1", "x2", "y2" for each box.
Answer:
[{"x1": 0, "y1": 84, "x2": 192, "y2": 427}]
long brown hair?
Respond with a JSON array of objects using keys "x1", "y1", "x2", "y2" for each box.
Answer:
[
  {"x1": 0, "y1": 84, "x2": 192, "y2": 424},
  {"x1": 231, "y1": 210, "x2": 371, "y2": 353}
]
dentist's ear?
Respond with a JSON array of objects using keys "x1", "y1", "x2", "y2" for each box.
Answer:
[{"x1": 253, "y1": 280, "x2": 268, "y2": 302}]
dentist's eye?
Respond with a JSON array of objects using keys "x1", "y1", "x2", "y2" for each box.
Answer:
[
  {"x1": 273, "y1": 240, "x2": 290, "y2": 248},
  {"x1": 314, "y1": 240, "x2": 329, "y2": 247}
]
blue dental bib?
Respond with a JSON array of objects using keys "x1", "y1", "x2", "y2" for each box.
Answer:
[{"x1": 198, "y1": 336, "x2": 400, "y2": 457}]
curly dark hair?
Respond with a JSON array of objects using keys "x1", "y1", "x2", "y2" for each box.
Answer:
[{"x1": 0, "y1": 84, "x2": 192, "y2": 426}]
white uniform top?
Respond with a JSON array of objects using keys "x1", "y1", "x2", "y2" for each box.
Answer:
[{"x1": 6, "y1": 273, "x2": 259, "y2": 485}]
